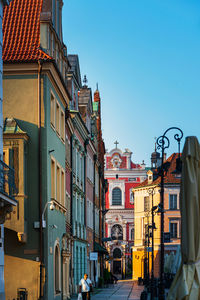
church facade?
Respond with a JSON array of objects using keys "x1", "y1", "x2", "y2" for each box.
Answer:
[{"x1": 104, "y1": 144, "x2": 147, "y2": 278}]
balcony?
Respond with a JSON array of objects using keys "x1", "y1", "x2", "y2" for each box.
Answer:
[
  {"x1": 0, "y1": 159, "x2": 17, "y2": 223},
  {"x1": 0, "y1": 159, "x2": 17, "y2": 202}
]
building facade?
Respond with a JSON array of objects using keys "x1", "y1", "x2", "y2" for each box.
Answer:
[
  {"x1": 104, "y1": 145, "x2": 147, "y2": 278},
  {"x1": 0, "y1": 1, "x2": 18, "y2": 299},
  {"x1": 2, "y1": 1, "x2": 106, "y2": 298},
  {"x1": 132, "y1": 153, "x2": 181, "y2": 281},
  {"x1": 3, "y1": 0, "x2": 70, "y2": 299}
]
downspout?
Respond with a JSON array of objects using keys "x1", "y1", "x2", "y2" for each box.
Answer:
[
  {"x1": 70, "y1": 134, "x2": 73, "y2": 285},
  {"x1": 98, "y1": 166, "x2": 101, "y2": 242},
  {"x1": 93, "y1": 154, "x2": 97, "y2": 285},
  {"x1": 84, "y1": 139, "x2": 89, "y2": 229},
  {"x1": 83, "y1": 139, "x2": 88, "y2": 276},
  {"x1": 38, "y1": 59, "x2": 43, "y2": 299},
  {"x1": 98, "y1": 165, "x2": 102, "y2": 277}
]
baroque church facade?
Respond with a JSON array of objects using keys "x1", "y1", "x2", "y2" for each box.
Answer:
[{"x1": 104, "y1": 143, "x2": 147, "y2": 278}]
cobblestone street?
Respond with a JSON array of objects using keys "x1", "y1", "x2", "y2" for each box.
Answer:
[{"x1": 72, "y1": 280, "x2": 144, "y2": 300}]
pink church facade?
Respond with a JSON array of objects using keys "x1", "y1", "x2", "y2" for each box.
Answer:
[{"x1": 104, "y1": 145, "x2": 147, "y2": 278}]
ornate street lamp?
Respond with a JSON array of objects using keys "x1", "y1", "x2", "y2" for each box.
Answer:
[
  {"x1": 147, "y1": 188, "x2": 157, "y2": 300},
  {"x1": 156, "y1": 127, "x2": 183, "y2": 300}
]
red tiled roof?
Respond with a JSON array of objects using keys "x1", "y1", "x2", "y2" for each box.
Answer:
[
  {"x1": 3, "y1": 0, "x2": 52, "y2": 62},
  {"x1": 134, "y1": 153, "x2": 181, "y2": 189},
  {"x1": 131, "y1": 161, "x2": 142, "y2": 169}
]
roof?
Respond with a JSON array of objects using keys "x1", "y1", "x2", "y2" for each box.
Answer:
[
  {"x1": 3, "y1": 0, "x2": 52, "y2": 62},
  {"x1": 68, "y1": 55, "x2": 82, "y2": 87},
  {"x1": 134, "y1": 153, "x2": 181, "y2": 189},
  {"x1": 3, "y1": 118, "x2": 27, "y2": 135}
]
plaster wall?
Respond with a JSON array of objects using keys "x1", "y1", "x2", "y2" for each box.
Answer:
[{"x1": 5, "y1": 255, "x2": 40, "y2": 299}]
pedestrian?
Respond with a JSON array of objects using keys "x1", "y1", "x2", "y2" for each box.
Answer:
[{"x1": 79, "y1": 273, "x2": 93, "y2": 300}]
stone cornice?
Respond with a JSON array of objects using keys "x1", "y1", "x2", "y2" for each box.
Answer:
[{"x1": 106, "y1": 209, "x2": 134, "y2": 214}]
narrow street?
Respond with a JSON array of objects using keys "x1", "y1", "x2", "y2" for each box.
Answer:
[{"x1": 84, "y1": 280, "x2": 143, "y2": 300}]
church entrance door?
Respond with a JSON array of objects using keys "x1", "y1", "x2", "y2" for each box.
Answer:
[{"x1": 113, "y1": 260, "x2": 121, "y2": 275}]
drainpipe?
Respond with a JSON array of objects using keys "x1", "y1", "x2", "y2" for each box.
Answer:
[
  {"x1": 93, "y1": 154, "x2": 97, "y2": 285},
  {"x1": 84, "y1": 139, "x2": 89, "y2": 229},
  {"x1": 70, "y1": 134, "x2": 73, "y2": 285},
  {"x1": 38, "y1": 59, "x2": 43, "y2": 299},
  {"x1": 98, "y1": 165, "x2": 102, "y2": 276}
]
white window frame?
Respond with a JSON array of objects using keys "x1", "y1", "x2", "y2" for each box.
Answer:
[
  {"x1": 51, "y1": 156, "x2": 56, "y2": 200},
  {"x1": 169, "y1": 194, "x2": 178, "y2": 210},
  {"x1": 169, "y1": 220, "x2": 179, "y2": 239},
  {"x1": 60, "y1": 109, "x2": 65, "y2": 142},
  {"x1": 130, "y1": 189, "x2": 134, "y2": 204},
  {"x1": 50, "y1": 92, "x2": 56, "y2": 128},
  {"x1": 56, "y1": 100, "x2": 60, "y2": 136}
]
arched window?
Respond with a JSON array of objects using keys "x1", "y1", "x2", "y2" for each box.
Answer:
[
  {"x1": 54, "y1": 242, "x2": 61, "y2": 294},
  {"x1": 113, "y1": 248, "x2": 122, "y2": 258},
  {"x1": 111, "y1": 224, "x2": 123, "y2": 240},
  {"x1": 112, "y1": 188, "x2": 122, "y2": 206}
]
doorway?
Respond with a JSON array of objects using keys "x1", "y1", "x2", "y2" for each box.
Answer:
[{"x1": 113, "y1": 260, "x2": 121, "y2": 274}]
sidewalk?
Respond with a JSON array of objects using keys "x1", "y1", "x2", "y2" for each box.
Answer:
[{"x1": 70, "y1": 280, "x2": 144, "y2": 300}]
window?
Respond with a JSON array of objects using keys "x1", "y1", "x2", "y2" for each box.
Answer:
[
  {"x1": 144, "y1": 196, "x2": 150, "y2": 212},
  {"x1": 111, "y1": 224, "x2": 123, "y2": 240},
  {"x1": 113, "y1": 248, "x2": 122, "y2": 258},
  {"x1": 51, "y1": 93, "x2": 55, "y2": 127},
  {"x1": 169, "y1": 194, "x2": 177, "y2": 210},
  {"x1": 56, "y1": 102, "x2": 60, "y2": 134},
  {"x1": 61, "y1": 169, "x2": 65, "y2": 206},
  {"x1": 80, "y1": 248, "x2": 82, "y2": 279},
  {"x1": 130, "y1": 189, "x2": 134, "y2": 204},
  {"x1": 170, "y1": 222, "x2": 178, "y2": 238},
  {"x1": 54, "y1": 243, "x2": 61, "y2": 294},
  {"x1": 87, "y1": 200, "x2": 89, "y2": 227},
  {"x1": 60, "y1": 110, "x2": 65, "y2": 141},
  {"x1": 51, "y1": 159, "x2": 56, "y2": 199},
  {"x1": 112, "y1": 188, "x2": 122, "y2": 206},
  {"x1": 56, "y1": 164, "x2": 61, "y2": 203}
]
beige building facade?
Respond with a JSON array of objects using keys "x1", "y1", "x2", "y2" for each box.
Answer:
[{"x1": 132, "y1": 153, "x2": 181, "y2": 281}]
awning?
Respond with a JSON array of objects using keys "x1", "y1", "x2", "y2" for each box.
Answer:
[{"x1": 94, "y1": 242, "x2": 108, "y2": 255}]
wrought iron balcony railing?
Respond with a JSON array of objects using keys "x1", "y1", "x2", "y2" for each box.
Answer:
[{"x1": 0, "y1": 159, "x2": 17, "y2": 200}]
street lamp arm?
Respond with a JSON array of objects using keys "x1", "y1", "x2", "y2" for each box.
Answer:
[
  {"x1": 157, "y1": 127, "x2": 183, "y2": 154},
  {"x1": 156, "y1": 126, "x2": 183, "y2": 300},
  {"x1": 42, "y1": 200, "x2": 55, "y2": 221},
  {"x1": 163, "y1": 126, "x2": 183, "y2": 141}
]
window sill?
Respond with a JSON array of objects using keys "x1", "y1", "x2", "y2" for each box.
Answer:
[
  {"x1": 51, "y1": 198, "x2": 67, "y2": 214},
  {"x1": 51, "y1": 124, "x2": 56, "y2": 131},
  {"x1": 56, "y1": 131, "x2": 61, "y2": 138}
]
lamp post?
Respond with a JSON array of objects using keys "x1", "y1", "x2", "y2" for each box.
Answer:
[
  {"x1": 147, "y1": 188, "x2": 156, "y2": 300},
  {"x1": 144, "y1": 207, "x2": 151, "y2": 288},
  {"x1": 156, "y1": 127, "x2": 183, "y2": 300}
]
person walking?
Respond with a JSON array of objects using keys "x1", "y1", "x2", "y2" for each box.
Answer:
[{"x1": 79, "y1": 273, "x2": 93, "y2": 300}]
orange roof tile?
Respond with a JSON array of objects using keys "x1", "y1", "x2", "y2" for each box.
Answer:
[
  {"x1": 134, "y1": 153, "x2": 181, "y2": 189},
  {"x1": 3, "y1": 0, "x2": 52, "y2": 62}
]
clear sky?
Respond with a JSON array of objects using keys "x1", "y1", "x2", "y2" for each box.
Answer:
[{"x1": 62, "y1": 0, "x2": 200, "y2": 166}]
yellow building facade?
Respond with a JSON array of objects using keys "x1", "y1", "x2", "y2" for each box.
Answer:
[
  {"x1": 132, "y1": 178, "x2": 161, "y2": 280},
  {"x1": 132, "y1": 154, "x2": 181, "y2": 281}
]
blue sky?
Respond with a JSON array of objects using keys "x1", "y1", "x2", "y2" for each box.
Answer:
[{"x1": 62, "y1": 0, "x2": 200, "y2": 166}]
